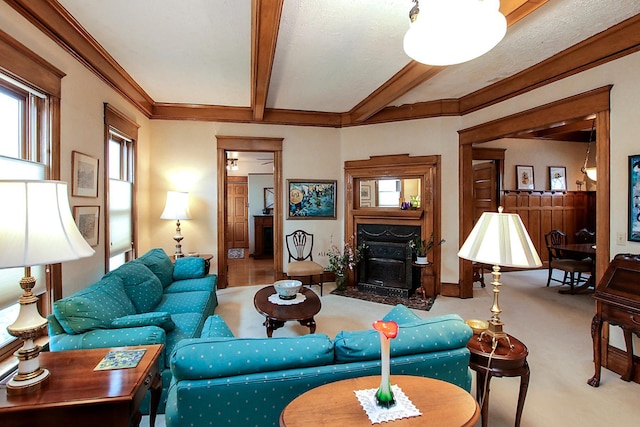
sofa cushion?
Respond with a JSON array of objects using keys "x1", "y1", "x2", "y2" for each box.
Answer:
[
  {"x1": 382, "y1": 304, "x2": 421, "y2": 325},
  {"x1": 163, "y1": 275, "x2": 216, "y2": 294},
  {"x1": 154, "y1": 291, "x2": 211, "y2": 315},
  {"x1": 334, "y1": 313, "x2": 473, "y2": 363},
  {"x1": 136, "y1": 248, "x2": 175, "y2": 288},
  {"x1": 173, "y1": 257, "x2": 205, "y2": 280},
  {"x1": 109, "y1": 261, "x2": 163, "y2": 313},
  {"x1": 111, "y1": 312, "x2": 175, "y2": 332},
  {"x1": 200, "y1": 315, "x2": 235, "y2": 338},
  {"x1": 170, "y1": 334, "x2": 334, "y2": 381},
  {"x1": 53, "y1": 275, "x2": 135, "y2": 334}
]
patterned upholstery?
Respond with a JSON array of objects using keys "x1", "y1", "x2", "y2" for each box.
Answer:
[
  {"x1": 110, "y1": 312, "x2": 175, "y2": 331},
  {"x1": 163, "y1": 275, "x2": 217, "y2": 294},
  {"x1": 108, "y1": 261, "x2": 164, "y2": 313},
  {"x1": 165, "y1": 306, "x2": 473, "y2": 427},
  {"x1": 137, "y1": 247, "x2": 175, "y2": 287},
  {"x1": 172, "y1": 257, "x2": 205, "y2": 280}
]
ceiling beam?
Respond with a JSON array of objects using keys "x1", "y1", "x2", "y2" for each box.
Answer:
[
  {"x1": 347, "y1": 0, "x2": 549, "y2": 124},
  {"x1": 251, "y1": 0, "x2": 284, "y2": 121}
]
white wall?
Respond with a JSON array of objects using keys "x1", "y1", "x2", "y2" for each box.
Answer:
[{"x1": 0, "y1": 3, "x2": 152, "y2": 296}]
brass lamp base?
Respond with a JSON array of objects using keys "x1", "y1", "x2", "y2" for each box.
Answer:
[{"x1": 479, "y1": 319, "x2": 514, "y2": 349}]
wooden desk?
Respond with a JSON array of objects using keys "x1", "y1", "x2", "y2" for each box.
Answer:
[
  {"x1": 551, "y1": 243, "x2": 596, "y2": 293},
  {"x1": 0, "y1": 344, "x2": 163, "y2": 427},
  {"x1": 279, "y1": 375, "x2": 479, "y2": 427},
  {"x1": 467, "y1": 334, "x2": 529, "y2": 427}
]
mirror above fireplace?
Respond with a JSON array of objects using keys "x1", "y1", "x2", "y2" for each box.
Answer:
[{"x1": 358, "y1": 178, "x2": 421, "y2": 208}]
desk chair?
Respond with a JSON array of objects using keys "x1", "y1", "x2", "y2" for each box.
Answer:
[
  {"x1": 545, "y1": 230, "x2": 592, "y2": 292},
  {"x1": 285, "y1": 230, "x2": 325, "y2": 295}
]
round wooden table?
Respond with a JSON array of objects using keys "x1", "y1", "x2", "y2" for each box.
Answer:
[
  {"x1": 467, "y1": 333, "x2": 530, "y2": 427},
  {"x1": 253, "y1": 285, "x2": 321, "y2": 337},
  {"x1": 279, "y1": 375, "x2": 479, "y2": 427}
]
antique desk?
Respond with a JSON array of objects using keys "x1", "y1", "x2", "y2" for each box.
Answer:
[
  {"x1": 279, "y1": 375, "x2": 479, "y2": 427},
  {"x1": 589, "y1": 253, "x2": 640, "y2": 387},
  {"x1": 467, "y1": 333, "x2": 529, "y2": 427},
  {"x1": 0, "y1": 344, "x2": 163, "y2": 427}
]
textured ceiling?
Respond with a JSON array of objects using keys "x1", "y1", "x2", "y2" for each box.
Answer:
[{"x1": 56, "y1": 0, "x2": 640, "y2": 114}]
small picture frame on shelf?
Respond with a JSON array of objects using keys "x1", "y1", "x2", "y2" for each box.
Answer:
[
  {"x1": 549, "y1": 166, "x2": 567, "y2": 191},
  {"x1": 72, "y1": 151, "x2": 99, "y2": 197},
  {"x1": 516, "y1": 165, "x2": 534, "y2": 190}
]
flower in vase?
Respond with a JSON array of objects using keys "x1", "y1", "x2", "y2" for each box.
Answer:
[
  {"x1": 408, "y1": 232, "x2": 445, "y2": 258},
  {"x1": 372, "y1": 320, "x2": 399, "y2": 408},
  {"x1": 327, "y1": 236, "x2": 364, "y2": 276}
]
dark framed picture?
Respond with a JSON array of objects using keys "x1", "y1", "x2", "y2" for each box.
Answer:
[
  {"x1": 287, "y1": 179, "x2": 337, "y2": 219},
  {"x1": 72, "y1": 151, "x2": 99, "y2": 197},
  {"x1": 629, "y1": 155, "x2": 640, "y2": 242},
  {"x1": 549, "y1": 166, "x2": 567, "y2": 191},
  {"x1": 516, "y1": 165, "x2": 534, "y2": 190},
  {"x1": 264, "y1": 187, "x2": 274, "y2": 209},
  {"x1": 74, "y1": 205, "x2": 100, "y2": 246}
]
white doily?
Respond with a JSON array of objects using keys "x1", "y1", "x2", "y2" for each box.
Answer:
[
  {"x1": 354, "y1": 385, "x2": 421, "y2": 424},
  {"x1": 268, "y1": 293, "x2": 306, "y2": 305}
]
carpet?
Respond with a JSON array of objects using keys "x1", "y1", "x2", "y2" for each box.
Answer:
[
  {"x1": 227, "y1": 248, "x2": 244, "y2": 259},
  {"x1": 331, "y1": 287, "x2": 435, "y2": 311}
]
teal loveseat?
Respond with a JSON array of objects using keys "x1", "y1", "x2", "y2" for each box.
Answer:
[
  {"x1": 47, "y1": 248, "x2": 218, "y2": 412},
  {"x1": 165, "y1": 305, "x2": 473, "y2": 427}
]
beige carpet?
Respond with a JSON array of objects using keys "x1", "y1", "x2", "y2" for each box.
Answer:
[{"x1": 143, "y1": 270, "x2": 640, "y2": 427}]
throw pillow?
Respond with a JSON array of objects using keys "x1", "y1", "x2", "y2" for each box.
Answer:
[{"x1": 173, "y1": 257, "x2": 205, "y2": 280}]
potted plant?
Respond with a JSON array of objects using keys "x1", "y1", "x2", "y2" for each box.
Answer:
[
  {"x1": 328, "y1": 237, "x2": 364, "y2": 290},
  {"x1": 409, "y1": 233, "x2": 445, "y2": 264}
]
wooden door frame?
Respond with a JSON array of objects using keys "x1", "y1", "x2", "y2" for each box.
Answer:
[
  {"x1": 216, "y1": 136, "x2": 283, "y2": 288},
  {"x1": 457, "y1": 86, "x2": 611, "y2": 298}
]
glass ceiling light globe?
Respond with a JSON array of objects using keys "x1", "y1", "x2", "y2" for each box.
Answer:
[{"x1": 403, "y1": 0, "x2": 507, "y2": 66}]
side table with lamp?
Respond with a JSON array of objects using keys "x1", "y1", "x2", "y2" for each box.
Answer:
[{"x1": 458, "y1": 207, "x2": 541, "y2": 426}]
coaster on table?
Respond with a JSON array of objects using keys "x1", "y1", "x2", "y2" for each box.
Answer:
[
  {"x1": 354, "y1": 384, "x2": 421, "y2": 424},
  {"x1": 268, "y1": 293, "x2": 307, "y2": 305}
]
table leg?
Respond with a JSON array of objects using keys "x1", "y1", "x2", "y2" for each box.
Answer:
[
  {"x1": 621, "y1": 329, "x2": 634, "y2": 382},
  {"x1": 514, "y1": 362, "x2": 530, "y2": 427},
  {"x1": 149, "y1": 373, "x2": 162, "y2": 427},
  {"x1": 264, "y1": 317, "x2": 285, "y2": 337},
  {"x1": 475, "y1": 370, "x2": 491, "y2": 427},
  {"x1": 298, "y1": 317, "x2": 316, "y2": 334},
  {"x1": 588, "y1": 315, "x2": 603, "y2": 387}
]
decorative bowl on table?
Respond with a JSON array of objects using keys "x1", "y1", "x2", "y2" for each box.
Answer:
[
  {"x1": 273, "y1": 280, "x2": 302, "y2": 300},
  {"x1": 465, "y1": 319, "x2": 488, "y2": 335}
]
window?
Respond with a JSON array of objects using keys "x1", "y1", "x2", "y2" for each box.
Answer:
[{"x1": 104, "y1": 105, "x2": 138, "y2": 272}]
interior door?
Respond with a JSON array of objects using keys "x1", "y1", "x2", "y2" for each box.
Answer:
[
  {"x1": 473, "y1": 161, "x2": 497, "y2": 223},
  {"x1": 227, "y1": 181, "x2": 248, "y2": 248}
]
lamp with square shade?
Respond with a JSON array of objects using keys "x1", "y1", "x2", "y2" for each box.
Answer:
[
  {"x1": 0, "y1": 180, "x2": 94, "y2": 395},
  {"x1": 458, "y1": 207, "x2": 541, "y2": 348}
]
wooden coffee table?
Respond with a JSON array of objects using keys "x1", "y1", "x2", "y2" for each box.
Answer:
[
  {"x1": 0, "y1": 344, "x2": 163, "y2": 427},
  {"x1": 254, "y1": 285, "x2": 321, "y2": 337},
  {"x1": 279, "y1": 375, "x2": 480, "y2": 426}
]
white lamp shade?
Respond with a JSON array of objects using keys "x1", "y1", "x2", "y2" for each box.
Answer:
[
  {"x1": 160, "y1": 191, "x2": 192, "y2": 220},
  {"x1": 584, "y1": 167, "x2": 597, "y2": 182},
  {"x1": 0, "y1": 180, "x2": 95, "y2": 268},
  {"x1": 403, "y1": 0, "x2": 507, "y2": 66},
  {"x1": 458, "y1": 210, "x2": 542, "y2": 268}
]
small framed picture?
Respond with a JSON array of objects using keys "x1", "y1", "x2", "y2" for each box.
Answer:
[
  {"x1": 264, "y1": 187, "x2": 274, "y2": 209},
  {"x1": 516, "y1": 165, "x2": 534, "y2": 190},
  {"x1": 73, "y1": 206, "x2": 100, "y2": 246},
  {"x1": 549, "y1": 166, "x2": 567, "y2": 191},
  {"x1": 72, "y1": 151, "x2": 99, "y2": 197},
  {"x1": 287, "y1": 179, "x2": 337, "y2": 219}
]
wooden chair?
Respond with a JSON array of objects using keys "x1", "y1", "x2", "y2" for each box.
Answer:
[
  {"x1": 545, "y1": 230, "x2": 592, "y2": 291},
  {"x1": 575, "y1": 228, "x2": 595, "y2": 244},
  {"x1": 285, "y1": 230, "x2": 325, "y2": 295}
]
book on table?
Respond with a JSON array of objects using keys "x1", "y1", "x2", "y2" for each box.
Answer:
[{"x1": 94, "y1": 349, "x2": 147, "y2": 371}]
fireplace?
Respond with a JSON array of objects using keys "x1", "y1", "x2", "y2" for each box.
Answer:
[{"x1": 357, "y1": 224, "x2": 421, "y2": 298}]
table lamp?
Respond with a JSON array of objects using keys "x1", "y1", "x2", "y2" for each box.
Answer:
[
  {"x1": 0, "y1": 180, "x2": 95, "y2": 394},
  {"x1": 160, "y1": 191, "x2": 192, "y2": 258},
  {"x1": 458, "y1": 207, "x2": 541, "y2": 347}
]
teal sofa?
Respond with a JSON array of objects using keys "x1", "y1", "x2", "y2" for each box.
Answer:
[
  {"x1": 165, "y1": 305, "x2": 473, "y2": 427},
  {"x1": 47, "y1": 248, "x2": 218, "y2": 412}
]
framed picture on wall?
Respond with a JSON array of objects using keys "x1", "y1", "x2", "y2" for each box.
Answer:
[
  {"x1": 73, "y1": 205, "x2": 100, "y2": 246},
  {"x1": 516, "y1": 165, "x2": 534, "y2": 190},
  {"x1": 264, "y1": 187, "x2": 274, "y2": 209},
  {"x1": 287, "y1": 179, "x2": 337, "y2": 219},
  {"x1": 72, "y1": 151, "x2": 99, "y2": 197},
  {"x1": 628, "y1": 155, "x2": 640, "y2": 242},
  {"x1": 549, "y1": 166, "x2": 567, "y2": 191}
]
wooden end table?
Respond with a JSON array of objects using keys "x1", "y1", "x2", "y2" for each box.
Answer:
[
  {"x1": 467, "y1": 333, "x2": 530, "y2": 427},
  {"x1": 279, "y1": 375, "x2": 479, "y2": 427},
  {"x1": 254, "y1": 285, "x2": 321, "y2": 337},
  {"x1": 0, "y1": 344, "x2": 163, "y2": 427}
]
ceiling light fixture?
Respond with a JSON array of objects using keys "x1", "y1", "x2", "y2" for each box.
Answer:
[
  {"x1": 403, "y1": 0, "x2": 507, "y2": 66},
  {"x1": 226, "y1": 158, "x2": 239, "y2": 171}
]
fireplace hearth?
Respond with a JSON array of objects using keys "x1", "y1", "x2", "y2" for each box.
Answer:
[{"x1": 357, "y1": 224, "x2": 421, "y2": 298}]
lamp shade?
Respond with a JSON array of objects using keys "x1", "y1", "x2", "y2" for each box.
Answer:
[
  {"x1": 160, "y1": 191, "x2": 192, "y2": 220},
  {"x1": 458, "y1": 209, "x2": 541, "y2": 268},
  {"x1": 403, "y1": 0, "x2": 507, "y2": 66},
  {"x1": 0, "y1": 180, "x2": 95, "y2": 268}
]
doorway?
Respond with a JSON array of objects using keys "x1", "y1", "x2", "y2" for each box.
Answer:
[
  {"x1": 216, "y1": 136, "x2": 283, "y2": 289},
  {"x1": 456, "y1": 86, "x2": 611, "y2": 298}
]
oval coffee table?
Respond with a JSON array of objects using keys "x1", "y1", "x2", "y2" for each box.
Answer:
[{"x1": 254, "y1": 285, "x2": 321, "y2": 337}]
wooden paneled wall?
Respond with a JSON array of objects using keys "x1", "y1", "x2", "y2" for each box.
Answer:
[{"x1": 502, "y1": 191, "x2": 596, "y2": 264}]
